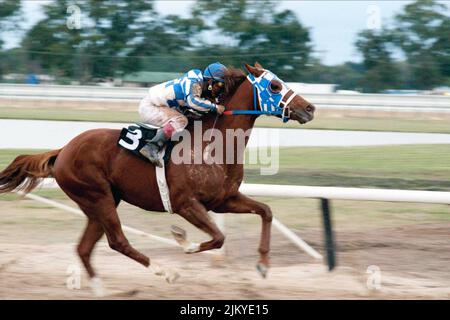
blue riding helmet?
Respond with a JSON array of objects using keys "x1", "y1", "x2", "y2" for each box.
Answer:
[{"x1": 203, "y1": 62, "x2": 227, "y2": 83}]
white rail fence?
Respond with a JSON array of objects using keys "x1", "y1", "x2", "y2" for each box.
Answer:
[
  {"x1": 16, "y1": 181, "x2": 450, "y2": 271},
  {"x1": 1, "y1": 84, "x2": 450, "y2": 112},
  {"x1": 240, "y1": 184, "x2": 450, "y2": 205},
  {"x1": 241, "y1": 183, "x2": 450, "y2": 270}
]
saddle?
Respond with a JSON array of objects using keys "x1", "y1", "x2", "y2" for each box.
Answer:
[{"x1": 117, "y1": 123, "x2": 175, "y2": 164}]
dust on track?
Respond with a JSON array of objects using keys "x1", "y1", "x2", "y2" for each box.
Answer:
[{"x1": 0, "y1": 198, "x2": 449, "y2": 299}]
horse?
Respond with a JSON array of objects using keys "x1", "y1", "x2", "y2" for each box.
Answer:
[{"x1": 0, "y1": 62, "x2": 315, "y2": 295}]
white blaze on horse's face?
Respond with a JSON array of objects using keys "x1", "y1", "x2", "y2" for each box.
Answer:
[{"x1": 247, "y1": 69, "x2": 315, "y2": 124}]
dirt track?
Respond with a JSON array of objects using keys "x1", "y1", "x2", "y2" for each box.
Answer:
[{"x1": 1, "y1": 197, "x2": 449, "y2": 299}]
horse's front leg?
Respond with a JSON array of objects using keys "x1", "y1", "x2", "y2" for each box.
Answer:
[
  {"x1": 173, "y1": 199, "x2": 225, "y2": 254},
  {"x1": 215, "y1": 192, "x2": 273, "y2": 278}
]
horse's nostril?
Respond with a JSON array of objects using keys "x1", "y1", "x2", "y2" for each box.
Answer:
[{"x1": 306, "y1": 105, "x2": 314, "y2": 113}]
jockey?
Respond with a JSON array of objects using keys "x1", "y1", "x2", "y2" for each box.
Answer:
[{"x1": 138, "y1": 62, "x2": 227, "y2": 167}]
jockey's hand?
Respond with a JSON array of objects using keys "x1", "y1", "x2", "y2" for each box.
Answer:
[{"x1": 215, "y1": 104, "x2": 226, "y2": 115}]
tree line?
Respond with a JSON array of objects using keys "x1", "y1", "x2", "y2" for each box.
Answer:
[{"x1": 0, "y1": 0, "x2": 448, "y2": 92}]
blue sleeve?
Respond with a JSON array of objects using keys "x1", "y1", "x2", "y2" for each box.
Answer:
[{"x1": 182, "y1": 70, "x2": 217, "y2": 112}]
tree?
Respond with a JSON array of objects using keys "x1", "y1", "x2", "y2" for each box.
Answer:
[
  {"x1": 355, "y1": 29, "x2": 400, "y2": 92},
  {"x1": 127, "y1": 13, "x2": 197, "y2": 73},
  {"x1": 393, "y1": 0, "x2": 450, "y2": 89},
  {"x1": 21, "y1": 0, "x2": 84, "y2": 78},
  {"x1": 304, "y1": 60, "x2": 364, "y2": 91},
  {"x1": 81, "y1": 0, "x2": 159, "y2": 77},
  {"x1": 434, "y1": 18, "x2": 450, "y2": 84},
  {"x1": 21, "y1": 0, "x2": 189, "y2": 81},
  {"x1": 0, "y1": 0, "x2": 21, "y2": 49},
  {"x1": 190, "y1": 0, "x2": 313, "y2": 81},
  {"x1": 0, "y1": 0, "x2": 21, "y2": 78}
]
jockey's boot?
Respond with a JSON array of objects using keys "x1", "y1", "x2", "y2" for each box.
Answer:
[{"x1": 139, "y1": 129, "x2": 169, "y2": 167}]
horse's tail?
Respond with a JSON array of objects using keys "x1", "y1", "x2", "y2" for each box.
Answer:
[{"x1": 0, "y1": 149, "x2": 61, "y2": 194}]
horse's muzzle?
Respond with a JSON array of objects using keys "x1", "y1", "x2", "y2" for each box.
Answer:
[{"x1": 292, "y1": 104, "x2": 315, "y2": 124}]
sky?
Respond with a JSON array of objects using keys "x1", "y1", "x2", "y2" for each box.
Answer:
[{"x1": 4, "y1": 0, "x2": 450, "y2": 65}]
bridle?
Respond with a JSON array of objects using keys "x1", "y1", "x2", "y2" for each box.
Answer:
[{"x1": 223, "y1": 70, "x2": 296, "y2": 123}]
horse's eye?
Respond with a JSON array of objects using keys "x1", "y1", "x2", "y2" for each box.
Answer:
[{"x1": 269, "y1": 81, "x2": 282, "y2": 94}]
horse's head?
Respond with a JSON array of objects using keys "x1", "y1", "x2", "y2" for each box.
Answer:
[{"x1": 244, "y1": 62, "x2": 315, "y2": 124}]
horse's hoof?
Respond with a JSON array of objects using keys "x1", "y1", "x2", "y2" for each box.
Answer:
[
  {"x1": 171, "y1": 225, "x2": 187, "y2": 243},
  {"x1": 184, "y1": 242, "x2": 200, "y2": 254},
  {"x1": 165, "y1": 270, "x2": 180, "y2": 284},
  {"x1": 89, "y1": 277, "x2": 106, "y2": 297},
  {"x1": 149, "y1": 262, "x2": 180, "y2": 284},
  {"x1": 256, "y1": 263, "x2": 269, "y2": 279},
  {"x1": 171, "y1": 225, "x2": 199, "y2": 253},
  {"x1": 149, "y1": 262, "x2": 165, "y2": 276}
]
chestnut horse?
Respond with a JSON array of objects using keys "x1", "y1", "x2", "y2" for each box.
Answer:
[{"x1": 0, "y1": 63, "x2": 315, "y2": 294}]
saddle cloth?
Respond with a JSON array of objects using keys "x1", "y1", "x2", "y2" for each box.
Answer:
[{"x1": 117, "y1": 123, "x2": 174, "y2": 164}]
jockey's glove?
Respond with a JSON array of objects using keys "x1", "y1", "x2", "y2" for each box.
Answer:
[{"x1": 215, "y1": 104, "x2": 226, "y2": 115}]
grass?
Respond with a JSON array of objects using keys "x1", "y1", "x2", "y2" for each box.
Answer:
[
  {"x1": 1, "y1": 147, "x2": 448, "y2": 235},
  {"x1": 256, "y1": 116, "x2": 450, "y2": 134},
  {"x1": 0, "y1": 149, "x2": 48, "y2": 168},
  {"x1": 2, "y1": 194, "x2": 449, "y2": 233},
  {"x1": 2, "y1": 105, "x2": 450, "y2": 133},
  {"x1": 1, "y1": 145, "x2": 449, "y2": 192},
  {"x1": 232, "y1": 197, "x2": 450, "y2": 231},
  {"x1": 0, "y1": 106, "x2": 139, "y2": 123},
  {"x1": 244, "y1": 145, "x2": 450, "y2": 191}
]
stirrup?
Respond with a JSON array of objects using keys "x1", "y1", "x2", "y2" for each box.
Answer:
[{"x1": 140, "y1": 144, "x2": 163, "y2": 167}]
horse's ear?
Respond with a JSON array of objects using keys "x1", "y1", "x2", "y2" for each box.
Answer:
[
  {"x1": 255, "y1": 61, "x2": 264, "y2": 69},
  {"x1": 244, "y1": 63, "x2": 263, "y2": 77},
  {"x1": 244, "y1": 63, "x2": 254, "y2": 73}
]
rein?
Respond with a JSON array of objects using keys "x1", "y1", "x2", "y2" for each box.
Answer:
[
  {"x1": 207, "y1": 113, "x2": 220, "y2": 142},
  {"x1": 223, "y1": 84, "x2": 260, "y2": 116}
]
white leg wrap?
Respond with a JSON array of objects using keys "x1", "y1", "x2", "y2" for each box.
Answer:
[
  {"x1": 89, "y1": 277, "x2": 105, "y2": 297},
  {"x1": 149, "y1": 262, "x2": 180, "y2": 284},
  {"x1": 184, "y1": 242, "x2": 201, "y2": 253},
  {"x1": 149, "y1": 262, "x2": 164, "y2": 276}
]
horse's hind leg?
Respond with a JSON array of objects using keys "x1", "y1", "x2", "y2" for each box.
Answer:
[
  {"x1": 172, "y1": 199, "x2": 225, "y2": 253},
  {"x1": 81, "y1": 198, "x2": 179, "y2": 284},
  {"x1": 77, "y1": 218, "x2": 105, "y2": 296},
  {"x1": 76, "y1": 195, "x2": 122, "y2": 296},
  {"x1": 77, "y1": 218, "x2": 104, "y2": 278}
]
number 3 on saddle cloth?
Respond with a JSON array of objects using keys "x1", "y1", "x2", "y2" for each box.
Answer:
[{"x1": 117, "y1": 123, "x2": 175, "y2": 165}]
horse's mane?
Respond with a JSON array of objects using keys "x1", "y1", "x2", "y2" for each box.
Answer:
[{"x1": 221, "y1": 67, "x2": 247, "y2": 104}]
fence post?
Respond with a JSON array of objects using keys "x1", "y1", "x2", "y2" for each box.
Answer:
[{"x1": 321, "y1": 198, "x2": 336, "y2": 271}]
